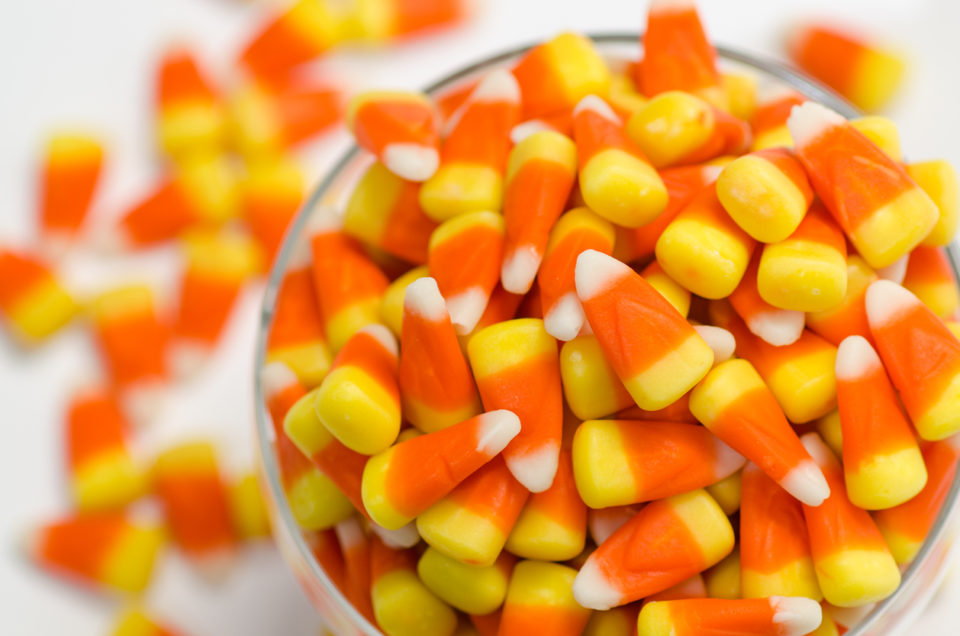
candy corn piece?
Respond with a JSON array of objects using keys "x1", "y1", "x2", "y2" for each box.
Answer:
[
  {"x1": 231, "y1": 78, "x2": 341, "y2": 159},
  {"x1": 344, "y1": 162, "x2": 438, "y2": 264},
  {"x1": 572, "y1": 419, "x2": 744, "y2": 508},
  {"x1": 310, "y1": 227, "x2": 389, "y2": 351},
  {"x1": 27, "y1": 513, "x2": 164, "y2": 594},
  {"x1": 902, "y1": 245, "x2": 959, "y2": 319},
  {"x1": 240, "y1": 157, "x2": 304, "y2": 262},
  {"x1": 875, "y1": 440, "x2": 960, "y2": 564},
  {"x1": 655, "y1": 184, "x2": 756, "y2": 299},
  {"x1": 835, "y1": 335, "x2": 927, "y2": 509},
  {"x1": 417, "y1": 455, "x2": 529, "y2": 566},
  {"x1": 417, "y1": 548, "x2": 513, "y2": 615},
  {"x1": 499, "y1": 560, "x2": 592, "y2": 636},
  {"x1": 0, "y1": 248, "x2": 76, "y2": 344},
  {"x1": 334, "y1": 517, "x2": 375, "y2": 622},
  {"x1": 572, "y1": 489, "x2": 734, "y2": 610},
  {"x1": 91, "y1": 285, "x2": 168, "y2": 425},
  {"x1": 740, "y1": 463, "x2": 821, "y2": 600},
  {"x1": 65, "y1": 387, "x2": 145, "y2": 512},
  {"x1": 352, "y1": 0, "x2": 465, "y2": 44},
  {"x1": 38, "y1": 132, "x2": 103, "y2": 250},
  {"x1": 266, "y1": 265, "x2": 332, "y2": 387},
  {"x1": 799, "y1": 433, "x2": 901, "y2": 607},
  {"x1": 468, "y1": 319, "x2": 563, "y2": 492},
  {"x1": 313, "y1": 325, "x2": 400, "y2": 454},
  {"x1": 505, "y1": 449, "x2": 587, "y2": 561},
  {"x1": 850, "y1": 116, "x2": 902, "y2": 162},
  {"x1": 109, "y1": 608, "x2": 185, "y2": 636},
  {"x1": 703, "y1": 550, "x2": 740, "y2": 599},
  {"x1": 362, "y1": 410, "x2": 520, "y2": 529},
  {"x1": 380, "y1": 266, "x2": 429, "y2": 337},
  {"x1": 637, "y1": 597, "x2": 823, "y2": 636},
  {"x1": 153, "y1": 442, "x2": 237, "y2": 575},
  {"x1": 789, "y1": 102, "x2": 938, "y2": 269},
  {"x1": 866, "y1": 280, "x2": 960, "y2": 440},
  {"x1": 643, "y1": 260, "x2": 691, "y2": 317},
  {"x1": 749, "y1": 91, "x2": 805, "y2": 151},
  {"x1": 428, "y1": 210, "x2": 505, "y2": 334},
  {"x1": 575, "y1": 250, "x2": 714, "y2": 410},
  {"x1": 539, "y1": 208, "x2": 615, "y2": 341},
  {"x1": 500, "y1": 130, "x2": 577, "y2": 293},
  {"x1": 572, "y1": 95, "x2": 667, "y2": 228},
  {"x1": 155, "y1": 46, "x2": 225, "y2": 160},
  {"x1": 399, "y1": 277, "x2": 481, "y2": 432},
  {"x1": 348, "y1": 91, "x2": 439, "y2": 182},
  {"x1": 757, "y1": 202, "x2": 848, "y2": 312},
  {"x1": 511, "y1": 32, "x2": 611, "y2": 119},
  {"x1": 730, "y1": 253, "x2": 804, "y2": 346},
  {"x1": 228, "y1": 473, "x2": 271, "y2": 540},
  {"x1": 788, "y1": 24, "x2": 905, "y2": 112},
  {"x1": 170, "y1": 229, "x2": 262, "y2": 376},
  {"x1": 806, "y1": 255, "x2": 877, "y2": 347},
  {"x1": 369, "y1": 536, "x2": 458, "y2": 636},
  {"x1": 559, "y1": 335, "x2": 634, "y2": 420},
  {"x1": 690, "y1": 359, "x2": 830, "y2": 506},
  {"x1": 420, "y1": 70, "x2": 520, "y2": 221},
  {"x1": 636, "y1": 0, "x2": 720, "y2": 99},
  {"x1": 908, "y1": 160, "x2": 959, "y2": 247},
  {"x1": 716, "y1": 147, "x2": 813, "y2": 243}
]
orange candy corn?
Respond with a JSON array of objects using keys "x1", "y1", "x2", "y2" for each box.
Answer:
[
  {"x1": 428, "y1": 210, "x2": 505, "y2": 334},
  {"x1": 538, "y1": 208, "x2": 615, "y2": 341},
  {"x1": 788, "y1": 24, "x2": 905, "y2": 112},
  {"x1": 38, "y1": 132, "x2": 103, "y2": 249},
  {"x1": 749, "y1": 91, "x2": 805, "y2": 151},
  {"x1": 572, "y1": 489, "x2": 734, "y2": 610},
  {"x1": 572, "y1": 95, "x2": 668, "y2": 229},
  {"x1": 361, "y1": 410, "x2": 520, "y2": 529},
  {"x1": 902, "y1": 245, "x2": 960, "y2": 319},
  {"x1": 500, "y1": 130, "x2": 578, "y2": 293},
  {"x1": 730, "y1": 253, "x2": 805, "y2": 346},
  {"x1": 835, "y1": 335, "x2": 927, "y2": 509},
  {"x1": 266, "y1": 264, "x2": 332, "y2": 387},
  {"x1": 468, "y1": 319, "x2": 563, "y2": 492},
  {"x1": 334, "y1": 517, "x2": 375, "y2": 623},
  {"x1": 875, "y1": 440, "x2": 960, "y2": 564},
  {"x1": 27, "y1": 513, "x2": 164, "y2": 594},
  {"x1": 0, "y1": 248, "x2": 76, "y2": 344},
  {"x1": 153, "y1": 442, "x2": 237, "y2": 575},
  {"x1": 348, "y1": 91, "x2": 439, "y2": 182},
  {"x1": 806, "y1": 255, "x2": 877, "y2": 347},
  {"x1": 240, "y1": 157, "x2": 304, "y2": 263},
  {"x1": 636, "y1": 0, "x2": 719, "y2": 98},
  {"x1": 637, "y1": 597, "x2": 823, "y2": 636},
  {"x1": 155, "y1": 46, "x2": 225, "y2": 160},
  {"x1": 575, "y1": 249, "x2": 714, "y2": 410},
  {"x1": 498, "y1": 560, "x2": 592, "y2": 636},
  {"x1": 399, "y1": 277, "x2": 481, "y2": 432},
  {"x1": 690, "y1": 359, "x2": 830, "y2": 507},
  {"x1": 866, "y1": 279, "x2": 960, "y2": 440},
  {"x1": 788, "y1": 102, "x2": 937, "y2": 269},
  {"x1": 420, "y1": 70, "x2": 520, "y2": 221},
  {"x1": 799, "y1": 433, "x2": 901, "y2": 607},
  {"x1": 571, "y1": 419, "x2": 744, "y2": 508},
  {"x1": 740, "y1": 463, "x2": 821, "y2": 600},
  {"x1": 65, "y1": 387, "x2": 145, "y2": 513}
]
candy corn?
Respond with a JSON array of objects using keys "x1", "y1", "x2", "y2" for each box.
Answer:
[
  {"x1": 559, "y1": 335, "x2": 634, "y2": 421},
  {"x1": 228, "y1": 473, "x2": 271, "y2": 540},
  {"x1": 637, "y1": 0, "x2": 719, "y2": 98},
  {"x1": 908, "y1": 160, "x2": 959, "y2": 247},
  {"x1": 266, "y1": 264, "x2": 332, "y2": 387},
  {"x1": 38, "y1": 132, "x2": 103, "y2": 250},
  {"x1": 499, "y1": 560, "x2": 592, "y2": 636},
  {"x1": 902, "y1": 245, "x2": 959, "y2": 319},
  {"x1": 703, "y1": 550, "x2": 740, "y2": 600},
  {"x1": 155, "y1": 46, "x2": 225, "y2": 160},
  {"x1": 109, "y1": 608, "x2": 185, "y2": 636},
  {"x1": 0, "y1": 248, "x2": 76, "y2": 344},
  {"x1": 626, "y1": 92, "x2": 716, "y2": 168},
  {"x1": 240, "y1": 157, "x2": 304, "y2": 262},
  {"x1": 730, "y1": 253, "x2": 804, "y2": 346},
  {"x1": 850, "y1": 116, "x2": 902, "y2": 162},
  {"x1": 705, "y1": 470, "x2": 741, "y2": 516},
  {"x1": 348, "y1": 91, "x2": 439, "y2": 182},
  {"x1": 749, "y1": 91, "x2": 805, "y2": 151},
  {"x1": 334, "y1": 517, "x2": 375, "y2": 622},
  {"x1": 806, "y1": 255, "x2": 876, "y2": 347},
  {"x1": 417, "y1": 548, "x2": 513, "y2": 615},
  {"x1": 637, "y1": 597, "x2": 823, "y2": 636}
]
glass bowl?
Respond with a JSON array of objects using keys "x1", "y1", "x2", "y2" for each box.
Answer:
[{"x1": 254, "y1": 33, "x2": 960, "y2": 636}]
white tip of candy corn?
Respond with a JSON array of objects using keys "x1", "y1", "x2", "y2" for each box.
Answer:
[
  {"x1": 835, "y1": 335, "x2": 882, "y2": 381},
  {"x1": 787, "y1": 102, "x2": 846, "y2": 149},
  {"x1": 506, "y1": 443, "x2": 560, "y2": 493},
  {"x1": 876, "y1": 254, "x2": 909, "y2": 285},
  {"x1": 713, "y1": 439, "x2": 747, "y2": 479},
  {"x1": 404, "y1": 277, "x2": 448, "y2": 322},
  {"x1": 168, "y1": 341, "x2": 210, "y2": 380},
  {"x1": 575, "y1": 250, "x2": 630, "y2": 302},
  {"x1": 501, "y1": 245, "x2": 541, "y2": 294},
  {"x1": 866, "y1": 279, "x2": 918, "y2": 329},
  {"x1": 475, "y1": 409, "x2": 522, "y2": 456},
  {"x1": 771, "y1": 596, "x2": 823, "y2": 636},
  {"x1": 360, "y1": 324, "x2": 399, "y2": 357},
  {"x1": 260, "y1": 362, "x2": 299, "y2": 400},
  {"x1": 747, "y1": 310, "x2": 805, "y2": 346},
  {"x1": 447, "y1": 287, "x2": 489, "y2": 335},
  {"x1": 780, "y1": 458, "x2": 831, "y2": 507},
  {"x1": 371, "y1": 521, "x2": 421, "y2": 549},
  {"x1": 544, "y1": 292, "x2": 586, "y2": 342},
  {"x1": 573, "y1": 558, "x2": 623, "y2": 610},
  {"x1": 573, "y1": 94, "x2": 620, "y2": 123},
  {"x1": 649, "y1": 0, "x2": 697, "y2": 12},
  {"x1": 383, "y1": 143, "x2": 439, "y2": 182},
  {"x1": 694, "y1": 325, "x2": 736, "y2": 365},
  {"x1": 472, "y1": 69, "x2": 521, "y2": 104},
  {"x1": 511, "y1": 120, "x2": 555, "y2": 144}
]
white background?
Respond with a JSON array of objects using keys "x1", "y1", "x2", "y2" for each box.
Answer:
[{"x1": 2, "y1": 0, "x2": 960, "y2": 634}]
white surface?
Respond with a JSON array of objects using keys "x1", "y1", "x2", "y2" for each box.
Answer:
[{"x1": 2, "y1": 0, "x2": 960, "y2": 634}]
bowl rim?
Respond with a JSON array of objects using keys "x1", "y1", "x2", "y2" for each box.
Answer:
[{"x1": 254, "y1": 32, "x2": 960, "y2": 636}]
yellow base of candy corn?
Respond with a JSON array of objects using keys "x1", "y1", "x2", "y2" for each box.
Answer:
[
  {"x1": 583, "y1": 605, "x2": 636, "y2": 636},
  {"x1": 624, "y1": 333, "x2": 714, "y2": 411},
  {"x1": 178, "y1": 153, "x2": 238, "y2": 225},
  {"x1": 656, "y1": 215, "x2": 753, "y2": 299},
  {"x1": 716, "y1": 154, "x2": 808, "y2": 243},
  {"x1": 636, "y1": 601, "x2": 676, "y2": 636},
  {"x1": 758, "y1": 239, "x2": 848, "y2": 312},
  {"x1": 362, "y1": 448, "x2": 413, "y2": 530},
  {"x1": 607, "y1": 73, "x2": 648, "y2": 117},
  {"x1": 99, "y1": 524, "x2": 166, "y2": 593},
  {"x1": 704, "y1": 551, "x2": 741, "y2": 600},
  {"x1": 267, "y1": 341, "x2": 332, "y2": 388},
  {"x1": 876, "y1": 527, "x2": 922, "y2": 566},
  {"x1": 850, "y1": 117, "x2": 902, "y2": 162},
  {"x1": 850, "y1": 188, "x2": 938, "y2": 269},
  {"x1": 742, "y1": 558, "x2": 823, "y2": 600},
  {"x1": 403, "y1": 395, "x2": 481, "y2": 434},
  {"x1": 705, "y1": 471, "x2": 742, "y2": 516},
  {"x1": 914, "y1": 370, "x2": 960, "y2": 441},
  {"x1": 572, "y1": 420, "x2": 638, "y2": 509},
  {"x1": 816, "y1": 411, "x2": 844, "y2": 457},
  {"x1": 543, "y1": 33, "x2": 612, "y2": 105},
  {"x1": 559, "y1": 336, "x2": 633, "y2": 421},
  {"x1": 417, "y1": 499, "x2": 507, "y2": 567},
  {"x1": 751, "y1": 126, "x2": 793, "y2": 151},
  {"x1": 766, "y1": 348, "x2": 837, "y2": 424},
  {"x1": 721, "y1": 73, "x2": 757, "y2": 121},
  {"x1": 110, "y1": 608, "x2": 166, "y2": 636},
  {"x1": 72, "y1": 451, "x2": 147, "y2": 513},
  {"x1": 283, "y1": 387, "x2": 329, "y2": 457},
  {"x1": 8, "y1": 279, "x2": 76, "y2": 344},
  {"x1": 580, "y1": 149, "x2": 668, "y2": 229},
  {"x1": 643, "y1": 268, "x2": 691, "y2": 317},
  {"x1": 909, "y1": 160, "x2": 959, "y2": 248},
  {"x1": 626, "y1": 91, "x2": 714, "y2": 168},
  {"x1": 670, "y1": 490, "x2": 735, "y2": 566},
  {"x1": 847, "y1": 49, "x2": 906, "y2": 113},
  {"x1": 325, "y1": 299, "x2": 382, "y2": 352},
  {"x1": 345, "y1": 162, "x2": 405, "y2": 247},
  {"x1": 158, "y1": 101, "x2": 226, "y2": 161},
  {"x1": 845, "y1": 446, "x2": 927, "y2": 510},
  {"x1": 372, "y1": 569, "x2": 458, "y2": 636},
  {"x1": 229, "y1": 474, "x2": 271, "y2": 539},
  {"x1": 315, "y1": 366, "x2": 401, "y2": 455},
  {"x1": 505, "y1": 507, "x2": 585, "y2": 562},
  {"x1": 908, "y1": 280, "x2": 960, "y2": 319},
  {"x1": 417, "y1": 547, "x2": 509, "y2": 615},
  {"x1": 815, "y1": 548, "x2": 901, "y2": 608},
  {"x1": 419, "y1": 163, "x2": 503, "y2": 223},
  {"x1": 287, "y1": 470, "x2": 354, "y2": 531}
]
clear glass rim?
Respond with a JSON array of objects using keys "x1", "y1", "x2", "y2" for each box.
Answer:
[{"x1": 253, "y1": 33, "x2": 960, "y2": 636}]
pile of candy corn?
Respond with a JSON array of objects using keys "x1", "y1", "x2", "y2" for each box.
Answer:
[{"x1": 258, "y1": 1, "x2": 959, "y2": 636}]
